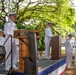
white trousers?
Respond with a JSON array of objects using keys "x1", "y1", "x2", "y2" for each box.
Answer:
[
  {"x1": 45, "y1": 41, "x2": 51, "y2": 58},
  {"x1": 5, "y1": 35, "x2": 19, "y2": 69},
  {"x1": 75, "y1": 48, "x2": 76, "y2": 65},
  {"x1": 66, "y1": 51, "x2": 72, "y2": 68}
]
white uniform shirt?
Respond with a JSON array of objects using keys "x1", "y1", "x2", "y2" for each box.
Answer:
[
  {"x1": 44, "y1": 26, "x2": 53, "y2": 42},
  {"x1": 74, "y1": 41, "x2": 76, "y2": 47},
  {"x1": 4, "y1": 20, "x2": 17, "y2": 36},
  {"x1": 65, "y1": 39, "x2": 74, "y2": 52}
]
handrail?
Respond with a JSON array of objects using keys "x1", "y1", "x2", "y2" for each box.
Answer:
[
  {"x1": 0, "y1": 34, "x2": 13, "y2": 72},
  {"x1": 1, "y1": 35, "x2": 12, "y2": 48}
]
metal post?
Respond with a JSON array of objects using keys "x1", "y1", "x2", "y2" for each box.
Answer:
[
  {"x1": 8, "y1": 0, "x2": 10, "y2": 21},
  {"x1": 11, "y1": 35, "x2": 13, "y2": 70},
  {"x1": 8, "y1": 0, "x2": 10, "y2": 13}
]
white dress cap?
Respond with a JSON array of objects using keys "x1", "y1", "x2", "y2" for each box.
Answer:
[{"x1": 8, "y1": 12, "x2": 16, "y2": 16}]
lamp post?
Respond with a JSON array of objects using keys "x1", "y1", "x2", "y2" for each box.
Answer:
[{"x1": 8, "y1": 0, "x2": 10, "y2": 14}]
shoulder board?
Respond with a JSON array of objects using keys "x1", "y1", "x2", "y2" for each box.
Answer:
[
  {"x1": 7, "y1": 21, "x2": 10, "y2": 23},
  {"x1": 67, "y1": 39, "x2": 69, "y2": 40},
  {"x1": 6, "y1": 21, "x2": 11, "y2": 24}
]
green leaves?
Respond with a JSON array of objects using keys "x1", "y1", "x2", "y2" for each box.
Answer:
[{"x1": 0, "y1": 0, "x2": 76, "y2": 51}]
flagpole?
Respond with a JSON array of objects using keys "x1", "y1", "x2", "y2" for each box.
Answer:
[
  {"x1": 8, "y1": 0, "x2": 10, "y2": 13},
  {"x1": 8, "y1": 0, "x2": 10, "y2": 21}
]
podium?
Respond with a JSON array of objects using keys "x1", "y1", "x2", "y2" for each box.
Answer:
[
  {"x1": 14, "y1": 30, "x2": 40, "y2": 72},
  {"x1": 51, "y1": 36, "x2": 61, "y2": 60}
]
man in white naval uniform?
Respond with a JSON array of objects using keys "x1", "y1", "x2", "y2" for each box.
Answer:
[
  {"x1": 44, "y1": 22, "x2": 53, "y2": 59},
  {"x1": 65, "y1": 34, "x2": 74, "y2": 68},
  {"x1": 74, "y1": 40, "x2": 76, "y2": 66},
  {"x1": 4, "y1": 12, "x2": 19, "y2": 70}
]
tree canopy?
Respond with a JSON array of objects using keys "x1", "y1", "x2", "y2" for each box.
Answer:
[
  {"x1": 0, "y1": 0, "x2": 76, "y2": 51},
  {"x1": 0, "y1": 0, "x2": 76, "y2": 36}
]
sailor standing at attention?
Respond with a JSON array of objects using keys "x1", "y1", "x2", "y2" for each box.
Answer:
[
  {"x1": 4, "y1": 12, "x2": 19, "y2": 70},
  {"x1": 65, "y1": 34, "x2": 74, "y2": 68},
  {"x1": 44, "y1": 22, "x2": 53, "y2": 59}
]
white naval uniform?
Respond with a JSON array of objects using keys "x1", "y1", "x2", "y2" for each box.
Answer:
[
  {"x1": 74, "y1": 40, "x2": 76, "y2": 65},
  {"x1": 65, "y1": 38, "x2": 74, "y2": 68},
  {"x1": 44, "y1": 26, "x2": 52, "y2": 59},
  {"x1": 4, "y1": 20, "x2": 19, "y2": 70}
]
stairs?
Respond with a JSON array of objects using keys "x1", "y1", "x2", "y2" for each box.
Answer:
[
  {"x1": 0, "y1": 70, "x2": 8, "y2": 75},
  {"x1": 0, "y1": 49, "x2": 9, "y2": 75},
  {"x1": 0, "y1": 36, "x2": 13, "y2": 75},
  {"x1": 0, "y1": 61, "x2": 9, "y2": 75},
  {"x1": 0, "y1": 58, "x2": 13, "y2": 75}
]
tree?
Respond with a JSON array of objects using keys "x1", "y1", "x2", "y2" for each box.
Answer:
[{"x1": 0, "y1": 0, "x2": 76, "y2": 51}]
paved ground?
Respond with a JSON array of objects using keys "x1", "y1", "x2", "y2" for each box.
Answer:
[{"x1": 62, "y1": 57, "x2": 76, "y2": 75}]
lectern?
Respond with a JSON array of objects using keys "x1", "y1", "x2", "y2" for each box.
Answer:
[
  {"x1": 51, "y1": 36, "x2": 61, "y2": 60},
  {"x1": 14, "y1": 30, "x2": 40, "y2": 72}
]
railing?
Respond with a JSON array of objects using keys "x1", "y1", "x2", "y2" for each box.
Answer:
[{"x1": 0, "y1": 35, "x2": 13, "y2": 74}]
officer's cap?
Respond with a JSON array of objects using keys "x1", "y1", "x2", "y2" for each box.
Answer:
[
  {"x1": 8, "y1": 12, "x2": 16, "y2": 16},
  {"x1": 68, "y1": 34, "x2": 73, "y2": 36},
  {"x1": 47, "y1": 22, "x2": 53, "y2": 25}
]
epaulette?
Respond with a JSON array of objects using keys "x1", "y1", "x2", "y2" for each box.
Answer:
[
  {"x1": 6, "y1": 21, "x2": 10, "y2": 24},
  {"x1": 67, "y1": 39, "x2": 69, "y2": 40},
  {"x1": 7, "y1": 21, "x2": 10, "y2": 23}
]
